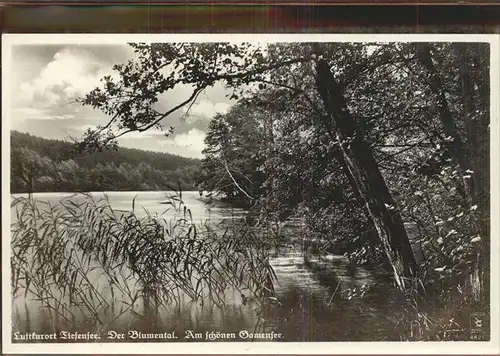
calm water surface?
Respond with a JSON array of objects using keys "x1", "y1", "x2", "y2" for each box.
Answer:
[{"x1": 11, "y1": 191, "x2": 397, "y2": 342}]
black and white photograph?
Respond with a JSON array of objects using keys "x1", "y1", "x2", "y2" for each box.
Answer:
[{"x1": 2, "y1": 34, "x2": 499, "y2": 354}]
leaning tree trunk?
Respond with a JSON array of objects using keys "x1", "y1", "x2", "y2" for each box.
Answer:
[{"x1": 314, "y1": 57, "x2": 417, "y2": 293}]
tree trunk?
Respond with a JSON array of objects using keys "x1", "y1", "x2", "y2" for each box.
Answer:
[
  {"x1": 453, "y1": 43, "x2": 490, "y2": 227},
  {"x1": 453, "y1": 43, "x2": 490, "y2": 306},
  {"x1": 314, "y1": 58, "x2": 417, "y2": 292},
  {"x1": 416, "y1": 43, "x2": 471, "y2": 198},
  {"x1": 22, "y1": 171, "x2": 34, "y2": 193}
]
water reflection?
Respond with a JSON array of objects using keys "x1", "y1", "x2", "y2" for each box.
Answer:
[{"x1": 11, "y1": 191, "x2": 397, "y2": 342}]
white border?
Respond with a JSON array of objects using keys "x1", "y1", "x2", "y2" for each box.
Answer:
[{"x1": 2, "y1": 33, "x2": 499, "y2": 355}]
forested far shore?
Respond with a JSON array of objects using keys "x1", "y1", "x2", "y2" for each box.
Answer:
[{"x1": 10, "y1": 131, "x2": 202, "y2": 193}]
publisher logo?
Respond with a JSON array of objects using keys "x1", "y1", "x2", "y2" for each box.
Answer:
[{"x1": 470, "y1": 312, "x2": 488, "y2": 340}]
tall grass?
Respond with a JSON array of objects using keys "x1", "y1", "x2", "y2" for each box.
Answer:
[{"x1": 11, "y1": 190, "x2": 278, "y2": 333}]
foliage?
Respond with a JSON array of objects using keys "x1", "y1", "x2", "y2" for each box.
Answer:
[
  {"x1": 76, "y1": 42, "x2": 303, "y2": 153},
  {"x1": 196, "y1": 42, "x2": 489, "y2": 337},
  {"x1": 65, "y1": 41, "x2": 491, "y2": 340},
  {"x1": 198, "y1": 102, "x2": 267, "y2": 203}
]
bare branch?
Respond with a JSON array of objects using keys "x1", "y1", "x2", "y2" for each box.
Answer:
[{"x1": 220, "y1": 159, "x2": 254, "y2": 201}]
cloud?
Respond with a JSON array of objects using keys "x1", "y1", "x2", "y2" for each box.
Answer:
[
  {"x1": 100, "y1": 129, "x2": 206, "y2": 159},
  {"x1": 184, "y1": 100, "x2": 231, "y2": 120},
  {"x1": 9, "y1": 44, "x2": 226, "y2": 159},
  {"x1": 173, "y1": 129, "x2": 206, "y2": 151},
  {"x1": 57, "y1": 125, "x2": 204, "y2": 159},
  {"x1": 157, "y1": 129, "x2": 207, "y2": 158},
  {"x1": 11, "y1": 45, "x2": 130, "y2": 129},
  {"x1": 116, "y1": 129, "x2": 168, "y2": 140},
  {"x1": 74, "y1": 127, "x2": 207, "y2": 159},
  {"x1": 12, "y1": 108, "x2": 57, "y2": 121},
  {"x1": 16, "y1": 46, "x2": 116, "y2": 109}
]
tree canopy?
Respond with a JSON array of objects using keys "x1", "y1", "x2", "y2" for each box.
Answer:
[{"x1": 76, "y1": 41, "x2": 490, "y2": 306}]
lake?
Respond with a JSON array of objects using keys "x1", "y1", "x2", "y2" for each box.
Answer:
[{"x1": 10, "y1": 191, "x2": 399, "y2": 342}]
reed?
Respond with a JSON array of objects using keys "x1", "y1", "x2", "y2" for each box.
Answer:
[{"x1": 11, "y1": 190, "x2": 278, "y2": 332}]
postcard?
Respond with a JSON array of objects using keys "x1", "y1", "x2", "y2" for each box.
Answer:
[{"x1": 2, "y1": 33, "x2": 499, "y2": 354}]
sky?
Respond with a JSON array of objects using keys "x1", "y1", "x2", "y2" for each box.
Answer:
[{"x1": 9, "y1": 44, "x2": 235, "y2": 158}]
